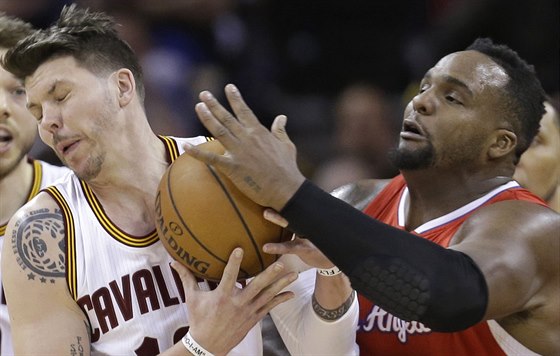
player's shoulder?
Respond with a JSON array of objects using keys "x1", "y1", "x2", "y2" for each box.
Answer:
[
  {"x1": 459, "y1": 200, "x2": 560, "y2": 247},
  {"x1": 2, "y1": 191, "x2": 69, "y2": 316},
  {"x1": 4, "y1": 191, "x2": 66, "y2": 270},
  {"x1": 470, "y1": 199, "x2": 559, "y2": 227},
  {"x1": 330, "y1": 178, "x2": 392, "y2": 210},
  {"x1": 9, "y1": 191, "x2": 61, "y2": 226}
]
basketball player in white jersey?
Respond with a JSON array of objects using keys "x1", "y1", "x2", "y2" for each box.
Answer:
[
  {"x1": 0, "y1": 14, "x2": 70, "y2": 355},
  {"x1": 1, "y1": 5, "x2": 358, "y2": 355}
]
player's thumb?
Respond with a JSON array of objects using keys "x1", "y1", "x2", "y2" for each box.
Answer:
[
  {"x1": 183, "y1": 142, "x2": 223, "y2": 167},
  {"x1": 271, "y1": 115, "x2": 290, "y2": 143}
]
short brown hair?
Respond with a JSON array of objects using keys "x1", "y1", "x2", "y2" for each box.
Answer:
[{"x1": 1, "y1": 4, "x2": 145, "y2": 102}]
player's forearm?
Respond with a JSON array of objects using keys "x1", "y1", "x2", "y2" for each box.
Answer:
[
  {"x1": 281, "y1": 180, "x2": 488, "y2": 332},
  {"x1": 270, "y1": 269, "x2": 359, "y2": 355},
  {"x1": 313, "y1": 272, "x2": 354, "y2": 316},
  {"x1": 13, "y1": 323, "x2": 91, "y2": 356}
]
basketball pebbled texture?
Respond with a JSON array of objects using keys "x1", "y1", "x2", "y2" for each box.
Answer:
[{"x1": 155, "y1": 140, "x2": 288, "y2": 281}]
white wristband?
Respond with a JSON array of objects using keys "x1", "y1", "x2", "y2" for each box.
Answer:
[
  {"x1": 182, "y1": 331, "x2": 215, "y2": 356},
  {"x1": 317, "y1": 266, "x2": 341, "y2": 277}
]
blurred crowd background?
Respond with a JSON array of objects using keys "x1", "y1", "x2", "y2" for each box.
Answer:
[{"x1": 2, "y1": 0, "x2": 558, "y2": 190}]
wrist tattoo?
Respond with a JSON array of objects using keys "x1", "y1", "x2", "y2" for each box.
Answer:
[{"x1": 312, "y1": 291, "x2": 356, "y2": 321}]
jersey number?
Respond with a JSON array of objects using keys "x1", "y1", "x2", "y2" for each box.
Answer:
[{"x1": 135, "y1": 327, "x2": 189, "y2": 356}]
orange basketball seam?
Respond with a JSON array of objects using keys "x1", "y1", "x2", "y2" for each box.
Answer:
[
  {"x1": 166, "y1": 160, "x2": 234, "y2": 275},
  {"x1": 205, "y1": 164, "x2": 265, "y2": 272}
]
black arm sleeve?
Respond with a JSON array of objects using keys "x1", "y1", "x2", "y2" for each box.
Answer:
[{"x1": 280, "y1": 180, "x2": 488, "y2": 332}]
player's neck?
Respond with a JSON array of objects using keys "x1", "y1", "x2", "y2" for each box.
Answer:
[
  {"x1": 83, "y1": 132, "x2": 169, "y2": 235},
  {"x1": 0, "y1": 157, "x2": 34, "y2": 224},
  {"x1": 547, "y1": 186, "x2": 560, "y2": 213},
  {"x1": 401, "y1": 170, "x2": 512, "y2": 229},
  {"x1": 87, "y1": 130, "x2": 167, "y2": 189}
]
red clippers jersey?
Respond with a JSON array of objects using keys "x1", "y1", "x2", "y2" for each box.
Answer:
[{"x1": 356, "y1": 175, "x2": 548, "y2": 356}]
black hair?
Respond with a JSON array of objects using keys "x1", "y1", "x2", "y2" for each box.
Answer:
[{"x1": 466, "y1": 38, "x2": 546, "y2": 162}]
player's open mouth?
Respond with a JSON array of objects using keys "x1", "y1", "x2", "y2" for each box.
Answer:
[
  {"x1": 0, "y1": 130, "x2": 14, "y2": 153},
  {"x1": 0, "y1": 133, "x2": 13, "y2": 142},
  {"x1": 400, "y1": 120, "x2": 425, "y2": 140}
]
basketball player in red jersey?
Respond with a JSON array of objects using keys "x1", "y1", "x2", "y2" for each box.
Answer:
[
  {"x1": 0, "y1": 14, "x2": 70, "y2": 355},
  {"x1": 186, "y1": 38, "x2": 560, "y2": 355}
]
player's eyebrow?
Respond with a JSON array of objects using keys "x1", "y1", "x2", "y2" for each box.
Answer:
[
  {"x1": 424, "y1": 72, "x2": 474, "y2": 97},
  {"x1": 47, "y1": 80, "x2": 60, "y2": 95},
  {"x1": 26, "y1": 80, "x2": 61, "y2": 110}
]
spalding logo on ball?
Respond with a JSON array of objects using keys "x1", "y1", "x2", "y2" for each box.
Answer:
[{"x1": 155, "y1": 139, "x2": 289, "y2": 281}]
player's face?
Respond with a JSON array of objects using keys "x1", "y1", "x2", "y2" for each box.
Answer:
[
  {"x1": 514, "y1": 102, "x2": 560, "y2": 200},
  {"x1": 26, "y1": 55, "x2": 119, "y2": 180},
  {"x1": 0, "y1": 48, "x2": 37, "y2": 179},
  {"x1": 392, "y1": 50, "x2": 510, "y2": 171}
]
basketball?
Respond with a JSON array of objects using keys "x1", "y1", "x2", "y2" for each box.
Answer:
[{"x1": 155, "y1": 140, "x2": 288, "y2": 282}]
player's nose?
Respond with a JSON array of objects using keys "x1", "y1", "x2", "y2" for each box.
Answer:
[
  {"x1": 0, "y1": 90, "x2": 10, "y2": 120},
  {"x1": 412, "y1": 91, "x2": 434, "y2": 116},
  {"x1": 40, "y1": 103, "x2": 63, "y2": 133}
]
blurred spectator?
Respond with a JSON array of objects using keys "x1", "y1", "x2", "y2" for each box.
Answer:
[
  {"x1": 313, "y1": 83, "x2": 401, "y2": 191},
  {"x1": 514, "y1": 98, "x2": 560, "y2": 212},
  {"x1": 0, "y1": 0, "x2": 70, "y2": 165}
]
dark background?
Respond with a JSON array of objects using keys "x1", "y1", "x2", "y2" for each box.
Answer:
[{"x1": 3, "y1": 0, "x2": 558, "y2": 180}]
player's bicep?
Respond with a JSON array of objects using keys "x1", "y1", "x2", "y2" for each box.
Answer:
[
  {"x1": 450, "y1": 201, "x2": 559, "y2": 320},
  {"x1": 3, "y1": 195, "x2": 66, "y2": 284},
  {"x1": 2, "y1": 193, "x2": 91, "y2": 354}
]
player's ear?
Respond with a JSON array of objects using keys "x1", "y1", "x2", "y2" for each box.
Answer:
[
  {"x1": 114, "y1": 68, "x2": 136, "y2": 107},
  {"x1": 488, "y1": 129, "x2": 517, "y2": 159}
]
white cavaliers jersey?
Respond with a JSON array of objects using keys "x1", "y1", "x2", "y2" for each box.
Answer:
[
  {"x1": 0, "y1": 159, "x2": 70, "y2": 356},
  {"x1": 44, "y1": 136, "x2": 262, "y2": 355}
]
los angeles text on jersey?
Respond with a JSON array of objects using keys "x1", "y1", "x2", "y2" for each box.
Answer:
[
  {"x1": 358, "y1": 304, "x2": 432, "y2": 343},
  {"x1": 76, "y1": 263, "x2": 185, "y2": 342}
]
